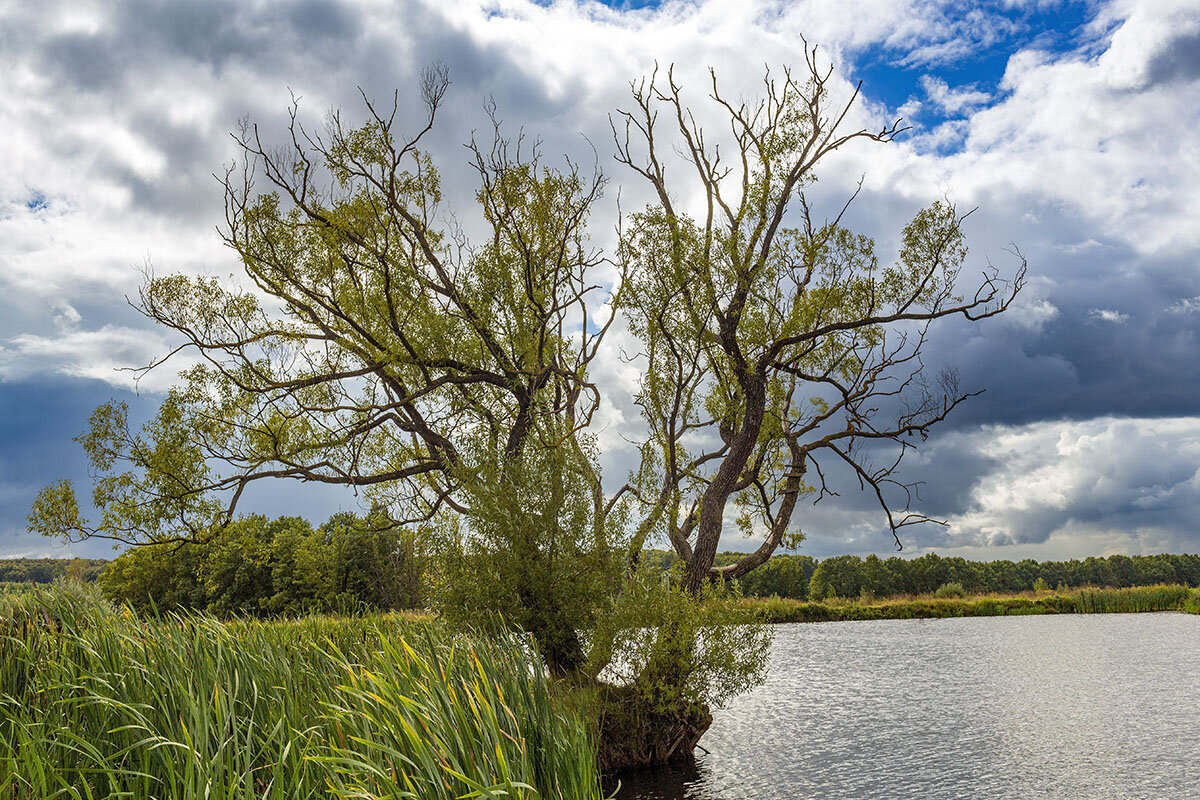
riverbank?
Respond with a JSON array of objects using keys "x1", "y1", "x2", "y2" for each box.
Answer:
[{"x1": 740, "y1": 584, "x2": 1200, "y2": 623}]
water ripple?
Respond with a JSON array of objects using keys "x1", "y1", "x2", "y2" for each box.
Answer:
[{"x1": 614, "y1": 613, "x2": 1200, "y2": 800}]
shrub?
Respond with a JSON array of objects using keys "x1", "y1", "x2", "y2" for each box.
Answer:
[{"x1": 934, "y1": 582, "x2": 966, "y2": 598}]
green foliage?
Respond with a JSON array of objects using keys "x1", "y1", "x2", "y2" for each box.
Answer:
[
  {"x1": 1183, "y1": 589, "x2": 1200, "y2": 615},
  {"x1": 433, "y1": 440, "x2": 627, "y2": 673},
  {"x1": 933, "y1": 581, "x2": 966, "y2": 598},
  {"x1": 730, "y1": 553, "x2": 814, "y2": 599},
  {"x1": 98, "y1": 541, "x2": 208, "y2": 613},
  {"x1": 587, "y1": 571, "x2": 771, "y2": 715},
  {"x1": 759, "y1": 551, "x2": 1200, "y2": 600},
  {"x1": 808, "y1": 555, "x2": 863, "y2": 600},
  {"x1": 0, "y1": 558, "x2": 106, "y2": 585},
  {"x1": 1070, "y1": 585, "x2": 1192, "y2": 614},
  {"x1": 97, "y1": 510, "x2": 425, "y2": 617},
  {"x1": 0, "y1": 584, "x2": 606, "y2": 800}
]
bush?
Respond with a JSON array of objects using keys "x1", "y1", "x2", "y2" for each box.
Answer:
[
  {"x1": 586, "y1": 572, "x2": 771, "y2": 770},
  {"x1": 934, "y1": 581, "x2": 966, "y2": 598}
]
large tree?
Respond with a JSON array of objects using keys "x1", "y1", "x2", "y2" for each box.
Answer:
[
  {"x1": 29, "y1": 54, "x2": 1023, "y2": 750},
  {"x1": 614, "y1": 48, "x2": 1025, "y2": 593},
  {"x1": 29, "y1": 68, "x2": 629, "y2": 670}
]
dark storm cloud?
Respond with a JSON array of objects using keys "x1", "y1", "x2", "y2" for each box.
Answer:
[
  {"x1": 934, "y1": 251, "x2": 1200, "y2": 428},
  {"x1": 782, "y1": 414, "x2": 1200, "y2": 559},
  {"x1": 41, "y1": 32, "x2": 129, "y2": 92},
  {"x1": 0, "y1": 378, "x2": 138, "y2": 559},
  {"x1": 1143, "y1": 29, "x2": 1200, "y2": 87},
  {"x1": 34, "y1": 4, "x2": 253, "y2": 91},
  {"x1": 0, "y1": 376, "x2": 361, "y2": 558}
]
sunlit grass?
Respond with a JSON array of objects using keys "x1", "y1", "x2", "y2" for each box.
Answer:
[{"x1": 0, "y1": 584, "x2": 607, "y2": 800}]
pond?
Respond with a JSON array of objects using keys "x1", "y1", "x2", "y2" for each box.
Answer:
[{"x1": 613, "y1": 613, "x2": 1200, "y2": 800}]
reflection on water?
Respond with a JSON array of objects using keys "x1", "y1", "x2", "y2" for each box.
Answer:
[
  {"x1": 612, "y1": 613, "x2": 1200, "y2": 800},
  {"x1": 608, "y1": 757, "x2": 707, "y2": 799}
]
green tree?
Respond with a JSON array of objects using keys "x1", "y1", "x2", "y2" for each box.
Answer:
[
  {"x1": 614, "y1": 49, "x2": 1025, "y2": 593},
  {"x1": 28, "y1": 71, "x2": 634, "y2": 672},
  {"x1": 98, "y1": 543, "x2": 208, "y2": 614},
  {"x1": 808, "y1": 555, "x2": 866, "y2": 600},
  {"x1": 740, "y1": 554, "x2": 811, "y2": 598},
  {"x1": 97, "y1": 509, "x2": 425, "y2": 616}
]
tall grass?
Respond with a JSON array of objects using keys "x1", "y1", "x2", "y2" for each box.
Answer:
[
  {"x1": 1182, "y1": 588, "x2": 1200, "y2": 615},
  {"x1": 1070, "y1": 585, "x2": 1192, "y2": 614},
  {"x1": 0, "y1": 584, "x2": 607, "y2": 800}
]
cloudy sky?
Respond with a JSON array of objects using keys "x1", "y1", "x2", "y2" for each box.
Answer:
[{"x1": 2, "y1": 0, "x2": 1198, "y2": 562}]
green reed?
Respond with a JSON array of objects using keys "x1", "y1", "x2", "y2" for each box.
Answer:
[
  {"x1": 1069, "y1": 584, "x2": 1192, "y2": 614},
  {"x1": 0, "y1": 584, "x2": 607, "y2": 800},
  {"x1": 1184, "y1": 589, "x2": 1200, "y2": 615}
]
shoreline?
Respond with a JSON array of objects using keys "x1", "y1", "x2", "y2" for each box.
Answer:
[{"x1": 738, "y1": 584, "x2": 1200, "y2": 624}]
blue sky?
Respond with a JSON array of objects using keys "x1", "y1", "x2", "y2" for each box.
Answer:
[{"x1": 2, "y1": 0, "x2": 1199, "y2": 561}]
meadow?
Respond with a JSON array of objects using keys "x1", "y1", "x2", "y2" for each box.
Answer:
[{"x1": 0, "y1": 585, "x2": 606, "y2": 800}]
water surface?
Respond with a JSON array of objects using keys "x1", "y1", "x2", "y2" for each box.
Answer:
[{"x1": 614, "y1": 613, "x2": 1200, "y2": 800}]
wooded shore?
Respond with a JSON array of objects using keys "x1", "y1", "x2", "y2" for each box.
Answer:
[{"x1": 739, "y1": 584, "x2": 1200, "y2": 623}]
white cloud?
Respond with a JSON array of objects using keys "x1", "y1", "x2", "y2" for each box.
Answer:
[
  {"x1": 1167, "y1": 295, "x2": 1200, "y2": 314},
  {"x1": 919, "y1": 75, "x2": 992, "y2": 115},
  {"x1": 1088, "y1": 307, "x2": 1129, "y2": 324},
  {"x1": 50, "y1": 300, "x2": 82, "y2": 330},
  {"x1": 940, "y1": 417, "x2": 1200, "y2": 553},
  {"x1": 0, "y1": 325, "x2": 191, "y2": 392},
  {"x1": 1005, "y1": 296, "x2": 1059, "y2": 333}
]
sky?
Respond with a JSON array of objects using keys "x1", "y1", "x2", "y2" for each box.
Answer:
[{"x1": 1, "y1": 0, "x2": 1199, "y2": 562}]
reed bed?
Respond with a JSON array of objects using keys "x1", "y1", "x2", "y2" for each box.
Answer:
[
  {"x1": 746, "y1": 584, "x2": 1200, "y2": 624},
  {"x1": 0, "y1": 585, "x2": 607, "y2": 800},
  {"x1": 1181, "y1": 589, "x2": 1200, "y2": 615}
]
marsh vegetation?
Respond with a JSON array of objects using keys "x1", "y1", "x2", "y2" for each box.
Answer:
[{"x1": 0, "y1": 585, "x2": 604, "y2": 800}]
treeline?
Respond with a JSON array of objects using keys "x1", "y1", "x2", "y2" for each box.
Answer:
[
  {"x1": 641, "y1": 550, "x2": 817, "y2": 599},
  {"x1": 97, "y1": 511, "x2": 425, "y2": 616},
  {"x1": 807, "y1": 552, "x2": 1200, "y2": 599},
  {"x1": 644, "y1": 550, "x2": 1200, "y2": 600},
  {"x1": 0, "y1": 557, "x2": 106, "y2": 585},
  {"x1": 9, "y1": 537, "x2": 1200, "y2": 612}
]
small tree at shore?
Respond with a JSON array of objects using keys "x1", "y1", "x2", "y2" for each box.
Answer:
[{"x1": 614, "y1": 46, "x2": 1025, "y2": 593}]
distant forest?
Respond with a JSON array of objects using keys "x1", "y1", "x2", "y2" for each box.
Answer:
[
  {"x1": 643, "y1": 550, "x2": 1200, "y2": 601},
  {"x1": 7, "y1": 516, "x2": 1200, "y2": 614},
  {"x1": 0, "y1": 558, "x2": 106, "y2": 585}
]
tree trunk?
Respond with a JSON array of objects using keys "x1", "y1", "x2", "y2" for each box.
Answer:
[{"x1": 683, "y1": 380, "x2": 766, "y2": 594}]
